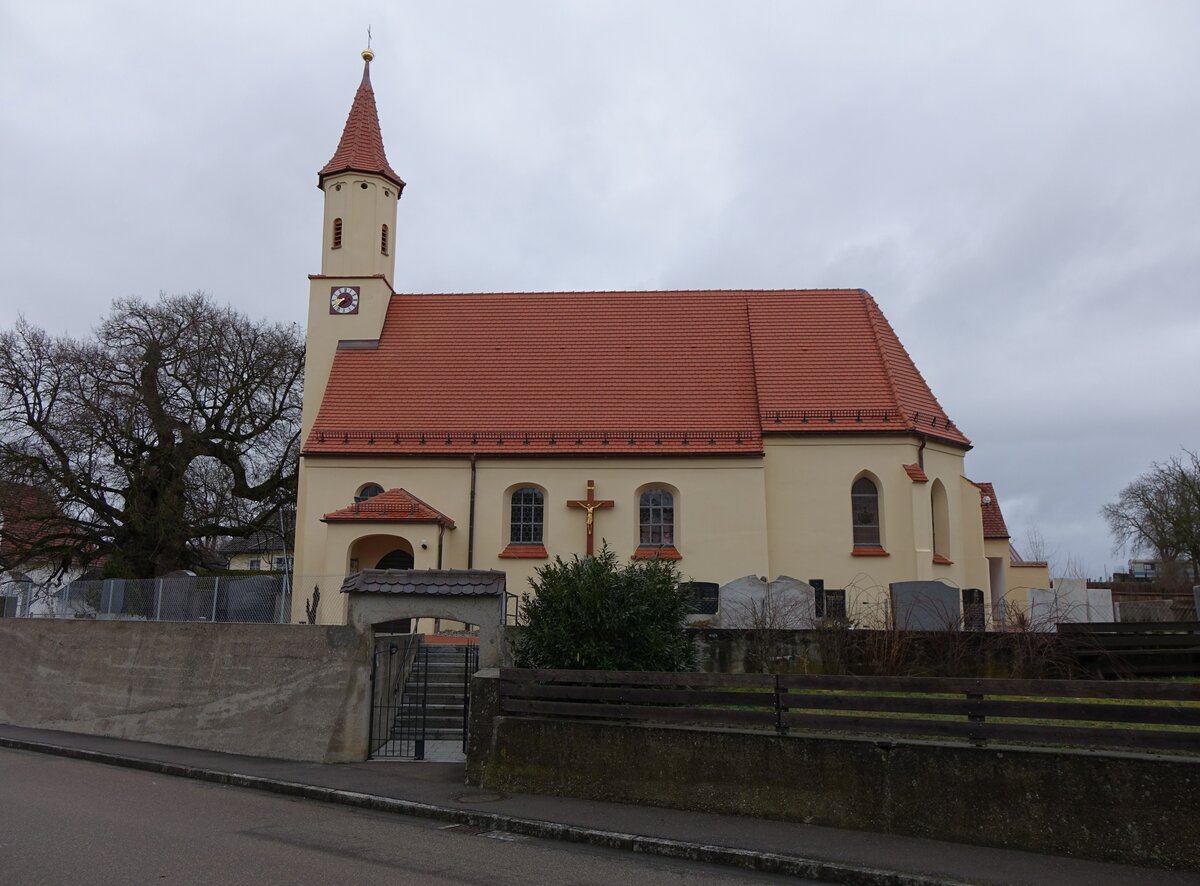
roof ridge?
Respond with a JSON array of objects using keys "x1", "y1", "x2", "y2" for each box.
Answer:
[
  {"x1": 391, "y1": 288, "x2": 870, "y2": 297},
  {"x1": 743, "y1": 299, "x2": 765, "y2": 427},
  {"x1": 861, "y1": 293, "x2": 906, "y2": 426}
]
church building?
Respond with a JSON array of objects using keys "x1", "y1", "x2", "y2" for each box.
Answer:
[{"x1": 291, "y1": 51, "x2": 1048, "y2": 628}]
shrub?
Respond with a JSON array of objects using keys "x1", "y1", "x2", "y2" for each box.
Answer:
[{"x1": 513, "y1": 544, "x2": 697, "y2": 671}]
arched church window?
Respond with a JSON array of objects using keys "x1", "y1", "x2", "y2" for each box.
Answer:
[
  {"x1": 931, "y1": 480, "x2": 950, "y2": 560},
  {"x1": 510, "y1": 487, "x2": 544, "y2": 544},
  {"x1": 380, "y1": 224, "x2": 389, "y2": 256},
  {"x1": 851, "y1": 477, "x2": 881, "y2": 548},
  {"x1": 639, "y1": 489, "x2": 674, "y2": 546},
  {"x1": 355, "y1": 483, "x2": 384, "y2": 503},
  {"x1": 332, "y1": 218, "x2": 343, "y2": 249}
]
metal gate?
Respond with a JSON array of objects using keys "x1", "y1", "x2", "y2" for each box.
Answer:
[{"x1": 368, "y1": 636, "x2": 479, "y2": 759}]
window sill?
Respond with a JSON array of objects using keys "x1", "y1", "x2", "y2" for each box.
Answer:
[
  {"x1": 499, "y1": 543, "x2": 548, "y2": 559},
  {"x1": 631, "y1": 545, "x2": 682, "y2": 561},
  {"x1": 932, "y1": 553, "x2": 954, "y2": 565},
  {"x1": 851, "y1": 547, "x2": 889, "y2": 557}
]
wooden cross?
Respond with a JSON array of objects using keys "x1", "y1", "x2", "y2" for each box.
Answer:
[{"x1": 566, "y1": 480, "x2": 614, "y2": 556}]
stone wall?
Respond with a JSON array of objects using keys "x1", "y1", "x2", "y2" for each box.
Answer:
[
  {"x1": 467, "y1": 671, "x2": 1200, "y2": 869},
  {"x1": 0, "y1": 620, "x2": 372, "y2": 763}
]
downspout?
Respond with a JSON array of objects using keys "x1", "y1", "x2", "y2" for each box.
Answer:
[
  {"x1": 467, "y1": 453, "x2": 477, "y2": 569},
  {"x1": 437, "y1": 523, "x2": 444, "y2": 569},
  {"x1": 917, "y1": 433, "x2": 927, "y2": 470}
]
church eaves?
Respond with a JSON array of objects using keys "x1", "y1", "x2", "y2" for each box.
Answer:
[{"x1": 318, "y1": 50, "x2": 406, "y2": 193}]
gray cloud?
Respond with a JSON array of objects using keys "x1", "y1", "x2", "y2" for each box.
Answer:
[{"x1": 2, "y1": 0, "x2": 1197, "y2": 576}]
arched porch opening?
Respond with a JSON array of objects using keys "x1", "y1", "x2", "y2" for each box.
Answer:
[{"x1": 347, "y1": 534, "x2": 415, "y2": 574}]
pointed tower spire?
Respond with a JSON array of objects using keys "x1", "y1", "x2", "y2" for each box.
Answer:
[{"x1": 319, "y1": 49, "x2": 406, "y2": 193}]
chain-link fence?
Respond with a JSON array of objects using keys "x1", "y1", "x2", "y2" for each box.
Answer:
[{"x1": 25, "y1": 575, "x2": 292, "y2": 624}]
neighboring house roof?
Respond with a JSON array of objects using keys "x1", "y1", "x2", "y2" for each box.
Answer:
[
  {"x1": 306, "y1": 289, "x2": 969, "y2": 457},
  {"x1": 322, "y1": 488, "x2": 457, "y2": 527},
  {"x1": 219, "y1": 531, "x2": 292, "y2": 557},
  {"x1": 973, "y1": 481, "x2": 1010, "y2": 539},
  {"x1": 318, "y1": 52, "x2": 405, "y2": 192},
  {"x1": 1009, "y1": 543, "x2": 1048, "y2": 568},
  {"x1": 219, "y1": 510, "x2": 296, "y2": 557},
  {"x1": 340, "y1": 568, "x2": 505, "y2": 596},
  {"x1": 0, "y1": 483, "x2": 72, "y2": 567}
]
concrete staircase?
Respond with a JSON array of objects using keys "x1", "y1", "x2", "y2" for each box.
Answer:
[{"x1": 394, "y1": 643, "x2": 475, "y2": 742}]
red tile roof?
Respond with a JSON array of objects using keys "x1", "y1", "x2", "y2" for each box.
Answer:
[
  {"x1": 306, "y1": 289, "x2": 969, "y2": 456},
  {"x1": 0, "y1": 483, "x2": 72, "y2": 567},
  {"x1": 974, "y1": 481, "x2": 1010, "y2": 539},
  {"x1": 318, "y1": 55, "x2": 405, "y2": 192},
  {"x1": 322, "y1": 488, "x2": 455, "y2": 527},
  {"x1": 903, "y1": 463, "x2": 929, "y2": 483}
]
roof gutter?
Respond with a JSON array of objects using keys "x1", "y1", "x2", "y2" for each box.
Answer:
[{"x1": 467, "y1": 453, "x2": 477, "y2": 569}]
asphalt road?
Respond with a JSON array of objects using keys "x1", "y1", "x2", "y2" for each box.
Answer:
[{"x1": 0, "y1": 747, "x2": 822, "y2": 885}]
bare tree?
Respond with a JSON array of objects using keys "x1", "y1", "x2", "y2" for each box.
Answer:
[
  {"x1": 0, "y1": 293, "x2": 303, "y2": 578},
  {"x1": 1101, "y1": 450, "x2": 1200, "y2": 580},
  {"x1": 1021, "y1": 526, "x2": 1054, "y2": 568}
]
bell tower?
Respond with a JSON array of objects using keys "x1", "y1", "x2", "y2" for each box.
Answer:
[
  {"x1": 317, "y1": 48, "x2": 405, "y2": 281},
  {"x1": 302, "y1": 48, "x2": 405, "y2": 444}
]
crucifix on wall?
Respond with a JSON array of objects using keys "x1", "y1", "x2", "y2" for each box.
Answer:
[{"x1": 566, "y1": 480, "x2": 614, "y2": 556}]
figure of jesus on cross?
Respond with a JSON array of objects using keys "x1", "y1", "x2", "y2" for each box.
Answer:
[{"x1": 566, "y1": 480, "x2": 614, "y2": 556}]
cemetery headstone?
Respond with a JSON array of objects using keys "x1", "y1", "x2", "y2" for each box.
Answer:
[{"x1": 890, "y1": 580, "x2": 961, "y2": 630}]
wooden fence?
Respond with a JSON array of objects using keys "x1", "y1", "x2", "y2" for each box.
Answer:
[
  {"x1": 499, "y1": 668, "x2": 1200, "y2": 754},
  {"x1": 1059, "y1": 621, "x2": 1200, "y2": 678}
]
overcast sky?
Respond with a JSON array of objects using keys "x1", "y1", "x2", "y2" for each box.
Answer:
[{"x1": 2, "y1": 1, "x2": 1197, "y2": 577}]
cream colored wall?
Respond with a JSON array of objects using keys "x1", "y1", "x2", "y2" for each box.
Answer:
[
  {"x1": 319, "y1": 173, "x2": 399, "y2": 281},
  {"x1": 956, "y1": 478, "x2": 990, "y2": 594},
  {"x1": 227, "y1": 551, "x2": 286, "y2": 571},
  {"x1": 1008, "y1": 564, "x2": 1051, "y2": 596},
  {"x1": 294, "y1": 438, "x2": 995, "y2": 626},
  {"x1": 760, "y1": 437, "x2": 988, "y2": 626},
  {"x1": 983, "y1": 536, "x2": 1010, "y2": 628},
  {"x1": 292, "y1": 455, "x2": 771, "y2": 623}
]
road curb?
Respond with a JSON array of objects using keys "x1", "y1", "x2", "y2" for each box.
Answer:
[{"x1": 1, "y1": 735, "x2": 974, "y2": 886}]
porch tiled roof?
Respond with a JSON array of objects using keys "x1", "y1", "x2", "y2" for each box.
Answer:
[
  {"x1": 340, "y1": 568, "x2": 505, "y2": 596},
  {"x1": 322, "y1": 488, "x2": 455, "y2": 528}
]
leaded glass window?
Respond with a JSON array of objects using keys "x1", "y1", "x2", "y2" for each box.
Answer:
[
  {"x1": 510, "y1": 487, "x2": 544, "y2": 544},
  {"x1": 851, "y1": 477, "x2": 881, "y2": 547},
  {"x1": 639, "y1": 489, "x2": 674, "y2": 546}
]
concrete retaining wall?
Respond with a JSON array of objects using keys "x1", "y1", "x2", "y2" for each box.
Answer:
[
  {"x1": 467, "y1": 671, "x2": 1200, "y2": 869},
  {"x1": 0, "y1": 620, "x2": 372, "y2": 763}
]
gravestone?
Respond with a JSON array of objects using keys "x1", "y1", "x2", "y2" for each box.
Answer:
[
  {"x1": 717, "y1": 575, "x2": 815, "y2": 628},
  {"x1": 769, "y1": 576, "x2": 816, "y2": 627},
  {"x1": 1027, "y1": 587, "x2": 1056, "y2": 630},
  {"x1": 1052, "y1": 579, "x2": 1090, "y2": 624},
  {"x1": 1086, "y1": 587, "x2": 1114, "y2": 622},
  {"x1": 716, "y1": 576, "x2": 767, "y2": 628},
  {"x1": 889, "y1": 580, "x2": 961, "y2": 630},
  {"x1": 687, "y1": 581, "x2": 720, "y2": 616}
]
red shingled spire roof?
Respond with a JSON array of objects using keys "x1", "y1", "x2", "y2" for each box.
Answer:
[{"x1": 319, "y1": 51, "x2": 406, "y2": 192}]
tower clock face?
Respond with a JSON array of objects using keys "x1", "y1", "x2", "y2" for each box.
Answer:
[{"x1": 329, "y1": 286, "x2": 360, "y2": 315}]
